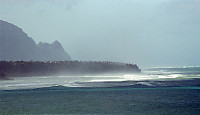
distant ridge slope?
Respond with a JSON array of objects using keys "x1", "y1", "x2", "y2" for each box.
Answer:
[{"x1": 0, "y1": 20, "x2": 71, "y2": 61}]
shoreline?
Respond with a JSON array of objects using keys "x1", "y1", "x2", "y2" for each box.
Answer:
[
  {"x1": 1, "y1": 78, "x2": 200, "y2": 91},
  {"x1": 0, "y1": 60, "x2": 141, "y2": 78}
]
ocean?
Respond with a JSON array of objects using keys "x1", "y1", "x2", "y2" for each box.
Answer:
[{"x1": 0, "y1": 67, "x2": 200, "y2": 114}]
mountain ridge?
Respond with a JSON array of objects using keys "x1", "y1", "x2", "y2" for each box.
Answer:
[{"x1": 0, "y1": 20, "x2": 71, "y2": 61}]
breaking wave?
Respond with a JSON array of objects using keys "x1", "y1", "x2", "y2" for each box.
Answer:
[{"x1": 0, "y1": 67, "x2": 200, "y2": 90}]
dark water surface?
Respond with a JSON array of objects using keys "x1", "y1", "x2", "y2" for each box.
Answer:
[
  {"x1": 0, "y1": 87, "x2": 200, "y2": 115},
  {"x1": 1, "y1": 67, "x2": 200, "y2": 114}
]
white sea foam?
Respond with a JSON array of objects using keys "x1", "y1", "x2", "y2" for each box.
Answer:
[
  {"x1": 122, "y1": 74, "x2": 153, "y2": 80},
  {"x1": 137, "y1": 82, "x2": 154, "y2": 86},
  {"x1": 158, "y1": 74, "x2": 181, "y2": 79},
  {"x1": 1, "y1": 66, "x2": 200, "y2": 90}
]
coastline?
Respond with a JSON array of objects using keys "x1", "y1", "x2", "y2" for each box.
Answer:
[{"x1": 0, "y1": 61, "x2": 141, "y2": 78}]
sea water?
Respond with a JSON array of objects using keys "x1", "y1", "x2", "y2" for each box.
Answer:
[{"x1": 0, "y1": 67, "x2": 200, "y2": 114}]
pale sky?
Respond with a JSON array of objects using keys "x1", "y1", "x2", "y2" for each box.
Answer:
[{"x1": 0, "y1": 0, "x2": 200, "y2": 67}]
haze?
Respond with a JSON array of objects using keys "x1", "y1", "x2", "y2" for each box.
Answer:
[{"x1": 0, "y1": 0, "x2": 200, "y2": 67}]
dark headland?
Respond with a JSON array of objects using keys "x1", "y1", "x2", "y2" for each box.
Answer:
[
  {"x1": 0, "y1": 20, "x2": 141, "y2": 78},
  {"x1": 0, "y1": 61, "x2": 141, "y2": 77}
]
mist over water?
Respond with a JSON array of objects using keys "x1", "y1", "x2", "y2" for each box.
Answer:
[
  {"x1": 1, "y1": 66, "x2": 200, "y2": 90},
  {"x1": 1, "y1": 66, "x2": 200, "y2": 114},
  {"x1": 1, "y1": 1, "x2": 200, "y2": 114}
]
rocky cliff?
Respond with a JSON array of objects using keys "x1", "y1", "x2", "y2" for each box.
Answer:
[{"x1": 0, "y1": 20, "x2": 71, "y2": 61}]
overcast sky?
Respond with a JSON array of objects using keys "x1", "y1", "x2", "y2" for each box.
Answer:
[{"x1": 0, "y1": 0, "x2": 200, "y2": 67}]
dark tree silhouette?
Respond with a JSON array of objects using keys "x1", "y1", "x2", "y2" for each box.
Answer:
[{"x1": 0, "y1": 61, "x2": 141, "y2": 77}]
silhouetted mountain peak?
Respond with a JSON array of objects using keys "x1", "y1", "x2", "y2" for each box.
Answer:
[
  {"x1": 0, "y1": 20, "x2": 71, "y2": 61},
  {"x1": 52, "y1": 40, "x2": 61, "y2": 45}
]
